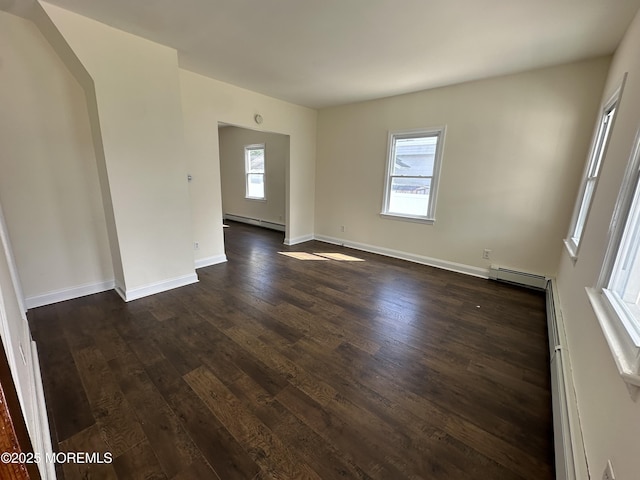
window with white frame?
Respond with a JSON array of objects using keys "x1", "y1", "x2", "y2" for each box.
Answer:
[
  {"x1": 587, "y1": 126, "x2": 640, "y2": 396},
  {"x1": 381, "y1": 128, "x2": 445, "y2": 223},
  {"x1": 245, "y1": 144, "x2": 265, "y2": 200},
  {"x1": 565, "y1": 82, "x2": 624, "y2": 258}
]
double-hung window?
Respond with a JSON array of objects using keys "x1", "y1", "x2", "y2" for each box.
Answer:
[
  {"x1": 587, "y1": 127, "x2": 640, "y2": 397},
  {"x1": 565, "y1": 83, "x2": 623, "y2": 258},
  {"x1": 381, "y1": 127, "x2": 445, "y2": 223},
  {"x1": 245, "y1": 144, "x2": 265, "y2": 200}
]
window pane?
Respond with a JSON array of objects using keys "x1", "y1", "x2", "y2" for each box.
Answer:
[
  {"x1": 388, "y1": 177, "x2": 431, "y2": 216},
  {"x1": 247, "y1": 173, "x2": 264, "y2": 198},
  {"x1": 571, "y1": 178, "x2": 596, "y2": 243},
  {"x1": 610, "y1": 176, "x2": 640, "y2": 309},
  {"x1": 248, "y1": 149, "x2": 264, "y2": 173},
  {"x1": 392, "y1": 136, "x2": 437, "y2": 177},
  {"x1": 590, "y1": 108, "x2": 615, "y2": 178}
]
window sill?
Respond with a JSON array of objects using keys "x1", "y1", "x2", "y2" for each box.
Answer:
[
  {"x1": 586, "y1": 287, "x2": 640, "y2": 399},
  {"x1": 380, "y1": 212, "x2": 435, "y2": 225},
  {"x1": 562, "y1": 238, "x2": 578, "y2": 262},
  {"x1": 245, "y1": 197, "x2": 267, "y2": 203}
]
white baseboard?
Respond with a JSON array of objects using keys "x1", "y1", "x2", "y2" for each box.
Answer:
[
  {"x1": 30, "y1": 342, "x2": 55, "y2": 479},
  {"x1": 121, "y1": 272, "x2": 199, "y2": 302},
  {"x1": 195, "y1": 254, "x2": 227, "y2": 269},
  {"x1": 284, "y1": 234, "x2": 314, "y2": 246},
  {"x1": 25, "y1": 280, "x2": 115, "y2": 309},
  {"x1": 313, "y1": 234, "x2": 489, "y2": 278}
]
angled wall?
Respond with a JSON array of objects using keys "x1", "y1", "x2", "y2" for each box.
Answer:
[
  {"x1": 42, "y1": 2, "x2": 197, "y2": 299},
  {"x1": 0, "y1": 9, "x2": 114, "y2": 305}
]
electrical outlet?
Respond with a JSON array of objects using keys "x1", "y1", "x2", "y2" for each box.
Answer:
[
  {"x1": 340, "y1": 225, "x2": 346, "y2": 233},
  {"x1": 482, "y1": 249, "x2": 491, "y2": 260},
  {"x1": 194, "y1": 242, "x2": 199, "y2": 250},
  {"x1": 603, "y1": 460, "x2": 615, "y2": 480}
]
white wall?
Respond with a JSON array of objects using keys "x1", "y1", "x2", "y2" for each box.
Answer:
[
  {"x1": 556, "y1": 8, "x2": 640, "y2": 480},
  {"x1": 0, "y1": 10, "x2": 113, "y2": 304},
  {"x1": 315, "y1": 58, "x2": 611, "y2": 277},
  {"x1": 219, "y1": 126, "x2": 288, "y2": 226},
  {"x1": 179, "y1": 69, "x2": 317, "y2": 265},
  {"x1": 42, "y1": 2, "x2": 197, "y2": 297}
]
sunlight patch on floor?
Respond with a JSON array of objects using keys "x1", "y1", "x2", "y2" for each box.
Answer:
[
  {"x1": 278, "y1": 252, "x2": 329, "y2": 260},
  {"x1": 313, "y1": 252, "x2": 365, "y2": 262},
  {"x1": 278, "y1": 252, "x2": 365, "y2": 262}
]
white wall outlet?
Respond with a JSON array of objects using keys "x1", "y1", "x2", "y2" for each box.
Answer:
[
  {"x1": 603, "y1": 460, "x2": 615, "y2": 480},
  {"x1": 194, "y1": 242, "x2": 199, "y2": 250},
  {"x1": 340, "y1": 225, "x2": 346, "y2": 232},
  {"x1": 482, "y1": 249, "x2": 491, "y2": 260}
]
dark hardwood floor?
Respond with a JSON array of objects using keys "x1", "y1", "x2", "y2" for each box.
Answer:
[{"x1": 29, "y1": 221, "x2": 554, "y2": 479}]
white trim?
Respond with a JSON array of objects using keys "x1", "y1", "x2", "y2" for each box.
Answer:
[
  {"x1": 562, "y1": 238, "x2": 578, "y2": 263},
  {"x1": 30, "y1": 342, "x2": 55, "y2": 479},
  {"x1": 244, "y1": 143, "x2": 266, "y2": 200},
  {"x1": 381, "y1": 126, "x2": 446, "y2": 223},
  {"x1": 313, "y1": 234, "x2": 488, "y2": 278},
  {"x1": 195, "y1": 255, "x2": 227, "y2": 269},
  {"x1": 25, "y1": 280, "x2": 115, "y2": 309},
  {"x1": 114, "y1": 278, "x2": 126, "y2": 302},
  {"x1": 380, "y1": 212, "x2": 435, "y2": 225},
  {"x1": 587, "y1": 288, "x2": 640, "y2": 397},
  {"x1": 0, "y1": 204, "x2": 26, "y2": 315},
  {"x1": 284, "y1": 234, "x2": 314, "y2": 246},
  {"x1": 564, "y1": 74, "x2": 627, "y2": 260},
  {"x1": 121, "y1": 273, "x2": 198, "y2": 302}
]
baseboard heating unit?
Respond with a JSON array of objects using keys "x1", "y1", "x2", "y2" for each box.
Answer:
[
  {"x1": 488, "y1": 265, "x2": 548, "y2": 290},
  {"x1": 224, "y1": 214, "x2": 285, "y2": 232},
  {"x1": 546, "y1": 279, "x2": 588, "y2": 480}
]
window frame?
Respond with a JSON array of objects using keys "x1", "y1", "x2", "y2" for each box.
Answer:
[
  {"x1": 564, "y1": 78, "x2": 625, "y2": 260},
  {"x1": 381, "y1": 127, "x2": 446, "y2": 224},
  {"x1": 244, "y1": 143, "x2": 266, "y2": 201},
  {"x1": 587, "y1": 125, "x2": 640, "y2": 398}
]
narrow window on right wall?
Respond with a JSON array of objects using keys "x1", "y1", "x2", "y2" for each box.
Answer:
[
  {"x1": 564, "y1": 78, "x2": 625, "y2": 259},
  {"x1": 587, "y1": 124, "x2": 640, "y2": 397}
]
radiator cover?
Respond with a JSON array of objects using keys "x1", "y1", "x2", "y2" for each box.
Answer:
[{"x1": 488, "y1": 265, "x2": 548, "y2": 290}]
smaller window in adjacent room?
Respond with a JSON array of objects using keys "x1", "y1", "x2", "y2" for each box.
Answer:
[
  {"x1": 381, "y1": 127, "x2": 445, "y2": 223},
  {"x1": 565, "y1": 78, "x2": 625, "y2": 259},
  {"x1": 587, "y1": 126, "x2": 640, "y2": 397},
  {"x1": 245, "y1": 144, "x2": 265, "y2": 200}
]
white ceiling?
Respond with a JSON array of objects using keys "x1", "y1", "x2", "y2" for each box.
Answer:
[{"x1": 29, "y1": 0, "x2": 640, "y2": 107}]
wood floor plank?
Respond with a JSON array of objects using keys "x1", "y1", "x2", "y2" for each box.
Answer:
[
  {"x1": 29, "y1": 220, "x2": 554, "y2": 479},
  {"x1": 184, "y1": 365, "x2": 322, "y2": 479},
  {"x1": 111, "y1": 440, "x2": 167, "y2": 480},
  {"x1": 145, "y1": 359, "x2": 261, "y2": 480},
  {"x1": 58, "y1": 424, "x2": 117, "y2": 480},
  {"x1": 71, "y1": 346, "x2": 146, "y2": 457},
  {"x1": 109, "y1": 353, "x2": 201, "y2": 478}
]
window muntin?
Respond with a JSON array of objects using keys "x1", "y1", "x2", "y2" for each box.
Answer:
[
  {"x1": 245, "y1": 144, "x2": 265, "y2": 200},
  {"x1": 382, "y1": 128, "x2": 445, "y2": 222},
  {"x1": 565, "y1": 84, "x2": 623, "y2": 258}
]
